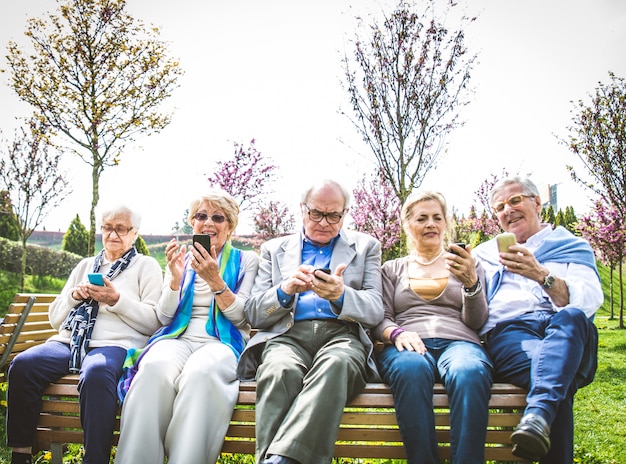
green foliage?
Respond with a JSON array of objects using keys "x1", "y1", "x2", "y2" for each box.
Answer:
[
  {"x1": 0, "y1": 237, "x2": 81, "y2": 280},
  {"x1": 0, "y1": 191, "x2": 19, "y2": 241},
  {"x1": 173, "y1": 210, "x2": 193, "y2": 235},
  {"x1": 0, "y1": 270, "x2": 65, "y2": 317},
  {"x1": 542, "y1": 205, "x2": 556, "y2": 224},
  {"x1": 62, "y1": 214, "x2": 89, "y2": 257},
  {"x1": 134, "y1": 235, "x2": 150, "y2": 256}
]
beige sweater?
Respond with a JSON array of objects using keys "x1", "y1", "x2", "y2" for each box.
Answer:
[{"x1": 48, "y1": 253, "x2": 164, "y2": 350}]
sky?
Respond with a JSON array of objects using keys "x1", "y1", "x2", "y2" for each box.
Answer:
[{"x1": 1, "y1": 0, "x2": 626, "y2": 236}]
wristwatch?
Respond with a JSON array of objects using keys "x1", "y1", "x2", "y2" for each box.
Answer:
[{"x1": 542, "y1": 271, "x2": 556, "y2": 289}]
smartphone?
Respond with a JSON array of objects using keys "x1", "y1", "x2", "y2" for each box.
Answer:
[
  {"x1": 496, "y1": 233, "x2": 516, "y2": 253},
  {"x1": 193, "y1": 234, "x2": 211, "y2": 252},
  {"x1": 88, "y1": 273, "x2": 105, "y2": 286},
  {"x1": 449, "y1": 243, "x2": 466, "y2": 256},
  {"x1": 314, "y1": 268, "x2": 331, "y2": 275}
]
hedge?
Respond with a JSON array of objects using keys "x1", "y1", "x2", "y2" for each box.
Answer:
[{"x1": 0, "y1": 237, "x2": 82, "y2": 280}]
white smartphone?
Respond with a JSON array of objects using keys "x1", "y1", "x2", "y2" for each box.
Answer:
[{"x1": 496, "y1": 233, "x2": 516, "y2": 253}]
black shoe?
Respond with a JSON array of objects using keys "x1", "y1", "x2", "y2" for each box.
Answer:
[{"x1": 510, "y1": 413, "x2": 551, "y2": 460}]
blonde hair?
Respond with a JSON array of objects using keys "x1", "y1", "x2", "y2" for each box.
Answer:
[
  {"x1": 401, "y1": 190, "x2": 450, "y2": 250},
  {"x1": 188, "y1": 191, "x2": 240, "y2": 239}
]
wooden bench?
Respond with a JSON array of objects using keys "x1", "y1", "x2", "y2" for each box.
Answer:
[
  {"x1": 0, "y1": 293, "x2": 58, "y2": 382},
  {"x1": 1, "y1": 293, "x2": 529, "y2": 463}
]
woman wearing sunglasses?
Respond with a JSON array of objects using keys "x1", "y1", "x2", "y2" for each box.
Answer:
[{"x1": 115, "y1": 191, "x2": 259, "y2": 464}]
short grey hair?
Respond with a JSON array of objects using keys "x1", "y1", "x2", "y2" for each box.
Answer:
[
  {"x1": 491, "y1": 176, "x2": 540, "y2": 202},
  {"x1": 301, "y1": 179, "x2": 351, "y2": 209},
  {"x1": 100, "y1": 205, "x2": 141, "y2": 229}
]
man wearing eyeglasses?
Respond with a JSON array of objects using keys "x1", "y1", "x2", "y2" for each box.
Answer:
[
  {"x1": 473, "y1": 176, "x2": 603, "y2": 463},
  {"x1": 238, "y1": 179, "x2": 383, "y2": 464}
]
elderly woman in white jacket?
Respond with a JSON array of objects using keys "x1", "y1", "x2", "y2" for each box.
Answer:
[
  {"x1": 6, "y1": 205, "x2": 163, "y2": 464},
  {"x1": 115, "y1": 192, "x2": 259, "y2": 464}
]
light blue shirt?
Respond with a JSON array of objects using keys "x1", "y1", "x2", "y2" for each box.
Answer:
[{"x1": 474, "y1": 225, "x2": 603, "y2": 335}]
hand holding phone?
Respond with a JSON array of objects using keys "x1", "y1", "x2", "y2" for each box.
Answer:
[
  {"x1": 449, "y1": 243, "x2": 466, "y2": 256},
  {"x1": 193, "y1": 234, "x2": 211, "y2": 252},
  {"x1": 314, "y1": 268, "x2": 331, "y2": 275},
  {"x1": 496, "y1": 233, "x2": 516, "y2": 253},
  {"x1": 88, "y1": 273, "x2": 105, "y2": 286},
  {"x1": 313, "y1": 268, "x2": 331, "y2": 282}
]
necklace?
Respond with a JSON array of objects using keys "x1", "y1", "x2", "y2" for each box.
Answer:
[{"x1": 411, "y1": 249, "x2": 444, "y2": 266}]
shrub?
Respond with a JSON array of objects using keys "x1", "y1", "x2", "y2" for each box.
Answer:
[{"x1": 0, "y1": 237, "x2": 82, "y2": 279}]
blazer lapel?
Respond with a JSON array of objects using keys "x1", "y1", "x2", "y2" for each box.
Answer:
[
  {"x1": 329, "y1": 231, "x2": 356, "y2": 271},
  {"x1": 277, "y1": 234, "x2": 302, "y2": 279}
]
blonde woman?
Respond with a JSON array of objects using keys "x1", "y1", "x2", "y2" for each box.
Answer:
[
  {"x1": 115, "y1": 191, "x2": 259, "y2": 464},
  {"x1": 372, "y1": 190, "x2": 492, "y2": 464}
]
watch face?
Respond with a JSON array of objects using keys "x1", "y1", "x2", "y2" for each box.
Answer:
[{"x1": 544, "y1": 274, "x2": 555, "y2": 289}]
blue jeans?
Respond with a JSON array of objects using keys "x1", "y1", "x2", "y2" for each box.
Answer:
[
  {"x1": 378, "y1": 339, "x2": 493, "y2": 464},
  {"x1": 6, "y1": 341, "x2": 126, "y2": 464},
  {"x1": 485, "y1": 308, "x2": 597, "y2": 464}
]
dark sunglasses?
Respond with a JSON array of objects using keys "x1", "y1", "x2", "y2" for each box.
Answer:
[{"x1": 193, "y1": 212, "x2": 227, "y2": 224}]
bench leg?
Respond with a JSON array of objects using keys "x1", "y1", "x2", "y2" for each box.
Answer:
[{"x1": 50, "y1": 443, "x2": 63, "y2": 464}]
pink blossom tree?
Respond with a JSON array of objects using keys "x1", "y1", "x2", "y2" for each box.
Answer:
[
  {"x1": 254, "y1": 200, "x2": 296, "y2": 240},
  {"x1": 206, "y1": 139, "x2": 295, "y2": 239},
  {"x1": 578, "y1": 200, "x2": 625, "y2": 327},
  {"x1": 351, "y1": 170, "x2": 402, "y2": 262},
  {"x1": 207, "y1": 139, "x2": 277, "y2": 208},
  {"x1": 454, "y1": 172, "x2": 507, "y2": 247}
]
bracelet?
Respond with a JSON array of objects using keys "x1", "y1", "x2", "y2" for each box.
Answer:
[
  {"x1": 389, "y1": 327, "x2": 406, "y2": 343},
  {"x1": 463, "y1": 280, "x2": 480, "y2": 293},
  {"x1": 213, "y1": 284, "x2": 229, "y2": 295},
  {"x1": 463, "y1": 280, "x2": 482, "y2": 297}
]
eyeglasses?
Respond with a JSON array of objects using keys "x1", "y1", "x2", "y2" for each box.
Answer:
[
  {"x1": 303, "y1": 204, "x2": 345, "y2": 224},
  {"x1": 492, "y1": 194, "x2": 534, "y2": 213},
  {"x1": 100, "y1": 225, "x2": 133, "y2": 236},
  {"x1": 193, "y1": 212, "x2": 227, "y2": 224}
]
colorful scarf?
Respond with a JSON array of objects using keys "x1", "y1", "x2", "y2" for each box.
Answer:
[
  {"x1": 117, "y1": 242, "x2": 245, "y2": 404},
  {"x1": 62, "y1": 246, "x2": 137, "y2": 373}
]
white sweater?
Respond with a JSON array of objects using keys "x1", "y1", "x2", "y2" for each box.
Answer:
[{"x1": 48, "y1": 253, "x2": 164, "y2": 350}]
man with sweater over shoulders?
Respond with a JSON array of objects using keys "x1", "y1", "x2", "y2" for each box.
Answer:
[{"x1": 474, "y1": 176, "x2": 603, "y2": 463}]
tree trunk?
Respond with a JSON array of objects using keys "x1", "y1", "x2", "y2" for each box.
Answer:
[
  {"x1": 19, "y1": 237, "x2": 27, "y2": 292},
  {"x1": 619, "y1": 259, "x2": 624, "y2": 329},
  {"x1": 88, "y1": 157, "x2": 102, "y2": 256},
  {"x1": 609, "y1": 265, "x2": 615, "y2": 319}
]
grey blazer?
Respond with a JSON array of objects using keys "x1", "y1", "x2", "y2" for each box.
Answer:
[{"x1": 236, "y1": 229, "x2": 383, "y2": 381}]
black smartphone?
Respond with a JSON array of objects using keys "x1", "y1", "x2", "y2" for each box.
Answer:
[
  {"x1": 192, "y1": 234, "x2": 211, "y2": 252},
  {"x1": 88, "y1": 273, "x2": 105, "y2": 286},
  {"x1": 449, "y1": 243, "x2": 466, "y2": 256},
  {"x1": 314, "y1": 268, "x2": 331, "y2": 275}
]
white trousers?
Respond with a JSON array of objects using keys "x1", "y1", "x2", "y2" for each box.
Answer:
[{"x1": 114, "y1": 337, "x2": 239, "y2": 464}]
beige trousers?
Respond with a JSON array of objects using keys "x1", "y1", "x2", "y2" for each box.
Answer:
[{"x1": 114, "y1": 337, "x2": 238, "y2": 464}]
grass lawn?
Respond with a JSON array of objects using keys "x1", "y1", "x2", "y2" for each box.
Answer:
[{"x1": 573, "y1": 316, "x2": 626, "y2": 463}]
